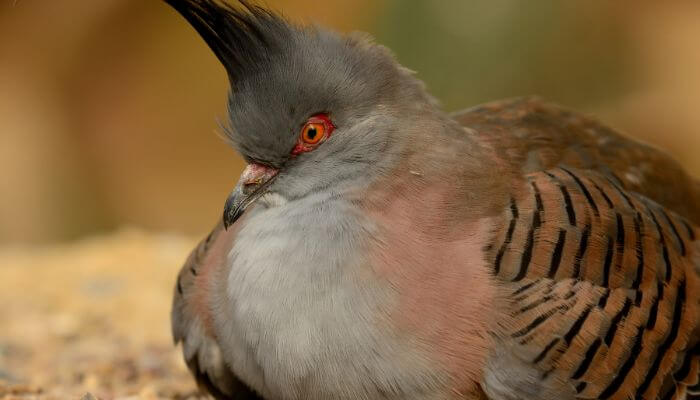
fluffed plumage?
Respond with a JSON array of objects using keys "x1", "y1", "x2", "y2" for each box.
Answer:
[{"x1": 163, "y1": 1, "x2": 699, "y2": 399}]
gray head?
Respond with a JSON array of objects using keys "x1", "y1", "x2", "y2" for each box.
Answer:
[{"x1": 164, "y1": 0, "x2": 441, "y2": 226}]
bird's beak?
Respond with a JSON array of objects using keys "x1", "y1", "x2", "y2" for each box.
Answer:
[{"x1": 223, "y1": 163, "x2": 279, "y2": 229}]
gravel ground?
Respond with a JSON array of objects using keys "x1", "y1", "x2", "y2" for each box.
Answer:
[{"x1": 0, "y1": 229, "x2": 207, "y2": 399}]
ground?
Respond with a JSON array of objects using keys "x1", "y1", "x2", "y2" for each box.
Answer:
[{"x1": 0, "y1": 229, "x2": 208, "y2": 399}]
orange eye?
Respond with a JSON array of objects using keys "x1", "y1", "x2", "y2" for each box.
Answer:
[
  {"x1": 291, "y1": 113, "x2": 335, "y2": 156},
  {"x1": 301, "y1": 122, "x2": 326, "y2": 144}
]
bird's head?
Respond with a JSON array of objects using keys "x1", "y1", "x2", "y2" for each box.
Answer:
[{"x1": 165, "y1": 0, "x2": 442, "y2": 228}]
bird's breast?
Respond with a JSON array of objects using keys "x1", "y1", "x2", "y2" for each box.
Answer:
[
  {"x1": 209, "y1": 199, "x2": 427, "y2": 398},
  {"x1": 211, "y1": 194, "x2": 501, "y2": 399},
  {"x1": 363, "y1": 187, "x2": 504, "y2": 390}
]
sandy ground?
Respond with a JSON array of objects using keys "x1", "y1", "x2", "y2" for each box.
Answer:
[{"x1": 0, "y1": 229, "x2": 208, "y2": 399}]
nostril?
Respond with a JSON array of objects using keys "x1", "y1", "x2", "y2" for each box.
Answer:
[
  {"x1": 241, "y1": 181, "x2": 259, "y2": 196},
  {"x1": 244, "y1": 177, "x2": 263, "y2": 186}
]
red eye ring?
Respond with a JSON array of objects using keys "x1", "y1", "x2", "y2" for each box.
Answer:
[{"x1": 291, "y1": 113, "x2": 335, "y2": 155}]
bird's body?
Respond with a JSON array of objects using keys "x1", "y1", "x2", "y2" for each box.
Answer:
[{"x1": 164, "y1": 2, "x2": 699, "y2": 399}]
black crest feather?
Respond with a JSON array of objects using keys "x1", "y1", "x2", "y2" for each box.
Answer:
[{"x1": 164, "y1": 0, "x2": 290, "y2": 87}]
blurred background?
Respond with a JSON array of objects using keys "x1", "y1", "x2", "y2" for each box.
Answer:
[
  {"x1": 1, "y1": 0, "x2": 699, "y2": 244},
  {"x1": 0, "y1": 1, "x2": 699, "y2": 398}
]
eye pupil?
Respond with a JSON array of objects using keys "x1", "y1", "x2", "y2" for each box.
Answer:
[{"x1": 307, "y1": 127, "x2": 317, "y2": 140}]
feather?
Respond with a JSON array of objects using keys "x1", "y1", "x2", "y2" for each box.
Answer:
[{"x1": 163, "y1": 0, "x2": 291, "y2": 88}]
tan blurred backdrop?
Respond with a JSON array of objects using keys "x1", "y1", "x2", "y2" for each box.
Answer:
[{"x1": 1, "y1": 1, "x2": 699, "y2": 244}]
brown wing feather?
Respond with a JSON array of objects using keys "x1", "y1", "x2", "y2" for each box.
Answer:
[
  {"x1": 485, "y1": 168, "x2": 698, "y2": 400},
  {"x1": 454, "y1": 97, "x2": 700, "y2": 224}
]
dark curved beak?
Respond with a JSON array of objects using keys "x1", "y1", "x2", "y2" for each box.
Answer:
[{"x1": 223, "y1": 163, "x2": 279, "y2": 229}]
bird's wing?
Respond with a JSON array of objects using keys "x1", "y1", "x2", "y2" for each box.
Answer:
[
  {"x1": 483, "y1": 168, "x2": 698, "y2": 400},
  {"x1": 454, "y1": 98, "x2": 699, "y2": 399},
  {"x1": 172, "y1": 222, "x2": 262, "y2": 399},
  {"x1": 453, "y1": 97, "x2": 700, "y2": 224}
]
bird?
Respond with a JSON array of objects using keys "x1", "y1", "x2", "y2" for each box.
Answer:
[{"x1": 163, "y1": 1, "x2": 700, "y2": 399}]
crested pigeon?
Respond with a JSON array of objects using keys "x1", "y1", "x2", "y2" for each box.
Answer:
[{"x1": 163, "y1": 1, "x2": 700, "y2": 399}]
